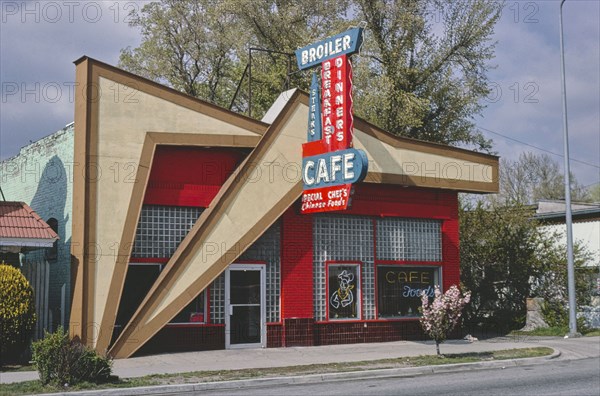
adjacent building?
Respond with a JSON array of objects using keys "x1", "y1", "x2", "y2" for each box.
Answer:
[
  {"x1": 535, "y1": 200, "x2": 600, "y2": 302},
  {"x1": 1, "y1": 126, "x2": 73, "y2": 335},
  {"x1": 0, "y1": 201, "x2": 60, "y2": 338}
]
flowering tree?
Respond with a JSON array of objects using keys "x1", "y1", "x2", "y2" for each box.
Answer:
[{"x1": 420, "y1": 285, "x2": 471, "y2": 355}]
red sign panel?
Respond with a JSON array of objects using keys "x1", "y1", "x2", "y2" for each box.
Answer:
[
  {"x1": 321, "y1": 54, "x2": 353, "y2": 152},
  {"x1": 301, "y1": 184, "x2": 352, "y2": 214}
]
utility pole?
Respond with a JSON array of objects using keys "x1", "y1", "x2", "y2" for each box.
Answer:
[{"x1": 559, "y1": 0, "x2": 579, "y2": 337}]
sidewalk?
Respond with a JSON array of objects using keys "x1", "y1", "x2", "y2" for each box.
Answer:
[
  {"x1": 0, "y1": 336, "x2": 600, "y2": 383},
  {"x1": 112, "y1": 337, "x2": 550, "y2": 378},
  {"x1": 1, "y1": 336, "x2": 598, "y2": 385}
]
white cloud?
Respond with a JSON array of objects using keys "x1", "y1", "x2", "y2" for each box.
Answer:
[
  {"x1": 1, "y1": 0, "x2": 598, "y2": 188},
  {"x1": 1, "y1": 1, "x2": 141, "y2": 158}
]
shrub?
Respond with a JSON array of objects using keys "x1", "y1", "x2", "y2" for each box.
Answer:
[
  {"x1": 0, "y1": 263, "x2": 36, "y2": 363},
  {"x1": 32, "y1": 327, "x2": 112, "y2": 386},
  {"x1": 542, "y1": 299, "x2": 567, "y2": 328},
  {"x1": 542, "y1": 299, "x2": 590, "y2": 334},
  {"x1": 420, "y1": 285, "x2": 471, "y2": 355}
]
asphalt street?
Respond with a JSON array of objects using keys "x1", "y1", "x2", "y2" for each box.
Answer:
[{"x1": 201, "y1": 357, "x2": 600, "y2": 396}]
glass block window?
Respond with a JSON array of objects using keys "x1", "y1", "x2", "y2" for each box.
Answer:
[
  {"x1": 210, "y1": 274, "x2": 225, "y2": 324},
  {"x1": 131, "y1": 205, "x2": 204, "y2": 258},
  {"x1": 239, "y1": 221, "x2": 281, "y2": 323},
  {"x1": 211, "y1": 221, "x2": 281, "y2": 324},
  {"x1": 129, "y1": 205, "x2": 280, "y2": 325},
  {"x1": 313, "y1": 215, "x2": 374, "y2": 321},
  {"x1": 376, "y1": 218, "x2": 442, "y2": 262}
]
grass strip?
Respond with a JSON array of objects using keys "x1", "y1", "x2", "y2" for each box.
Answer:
[
  {"x1": 0, "y1": 347, "x2": 553, "y2": 395},
  {"x1": 510, "y1": 326, "x2": 600, "y2": 337}
]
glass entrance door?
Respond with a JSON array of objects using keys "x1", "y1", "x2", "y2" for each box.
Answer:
[{"x1": 225, "y1": 264, "x2": 266, "y2": 348}]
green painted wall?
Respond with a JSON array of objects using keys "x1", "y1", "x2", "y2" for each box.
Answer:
[{"x1": 1, "y1": 123, "x2": 74, "y2": 330}]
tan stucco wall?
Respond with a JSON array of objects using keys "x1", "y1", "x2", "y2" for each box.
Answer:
[
  {"x1": 90, "y1": 77, "x2": 260, "y2": 344},
  {"x1": 354, "y1": 129, "x2": 494, "y2": 185}
]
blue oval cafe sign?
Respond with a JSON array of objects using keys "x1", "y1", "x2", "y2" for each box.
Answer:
[{"x1": 295, "y1": 27, "x2": 369, "y2": 214}]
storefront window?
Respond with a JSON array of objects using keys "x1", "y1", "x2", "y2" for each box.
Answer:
[
  {"x1": 327, "y1": 263, "x2": 361, "y2": 320},
  {"x1": 116, "y1": 264, "x2": 162, "y2": 329},
  {"x1": 170, "y1": 291, "x2": 206, "y2": 323},
  {"x1": 377, "y1": 266, "x2": 439, "y2": 318}
]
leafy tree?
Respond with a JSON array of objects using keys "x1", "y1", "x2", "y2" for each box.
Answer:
[
  {"x1": 497, "y1": 152, "x2": 590, "y2": 205},
  {"x1": 587, "y1": 183, "x2": 600, "y2": 203},
  {"x1": 460, "y1": 202, "x2": 539, "y2": 330},
  {"x1": 355, "y1": 0, "x2": 501, "y2": 150},
  {"x1": 226, "y1": 0, "x2": 350, "y2": 116},
  {"x1": 459, "y1": 200, "x2": 591, "y2": 332},
  {"x1": 231, "y1": 0, "x2": 348, "y2": 52},
  {"x1": 119, "y1": 0, "x2": 346, "y2": 116},
  {"x1": 119, "y1": 0, "x2": 245, "y2": 107},
  {"x1": 119, "y1": 0, "x2": 502, "y2": 150}
]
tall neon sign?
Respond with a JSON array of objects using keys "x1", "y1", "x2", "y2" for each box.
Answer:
[{"x1": 296, "y1": 28, "x2": 368, "y2": 214}]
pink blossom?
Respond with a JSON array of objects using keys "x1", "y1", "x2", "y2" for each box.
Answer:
[{"x1": 419, "y1": 285, "x2": 470, "y2": 355}]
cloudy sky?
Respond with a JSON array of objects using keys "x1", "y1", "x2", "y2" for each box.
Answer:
[{"x1": 1, "y1": 0, "x2": 598, "y2": 188}]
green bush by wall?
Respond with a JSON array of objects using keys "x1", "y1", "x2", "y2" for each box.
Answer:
[
  {"x1": 0, "y1": 263, "x2": 36, "y2": 363},
  {"x1": 32, "y1": 326, "x2": 112, "y2": 386}
]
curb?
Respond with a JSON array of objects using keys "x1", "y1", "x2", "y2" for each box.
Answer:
[{"x1": 46, "y1": 349, "x2": 561, "y2": 395}]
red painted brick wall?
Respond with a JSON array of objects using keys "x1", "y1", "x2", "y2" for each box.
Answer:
[
  {"x1": 441, "y1": 195, "x2": 461, "y2": 290},
  {"x1": 280, "y1": 183, "x2": 460, "y2": 319},
  {"x1": 144, "y1": 146, "x2": 247, "y2": 207},
  {"x1": 348, "y1": 184, "x2": 457, "y2": 220},
  {"x1": 280, "y1": 209, "x2": 314, "y2": 320}
]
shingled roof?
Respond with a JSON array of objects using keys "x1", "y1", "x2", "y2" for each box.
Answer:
[{"x1": 0, "y1": 201, "x2": 59, "y2": 245}]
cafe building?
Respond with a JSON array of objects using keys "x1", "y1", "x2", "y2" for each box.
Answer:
[{"x1": 68, "y1": 50, "x2": 498, "y2": 358}]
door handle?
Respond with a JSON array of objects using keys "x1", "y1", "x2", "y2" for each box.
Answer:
[{"x1": 229, "y1": 305, "x2": 233, "y2": 316}]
